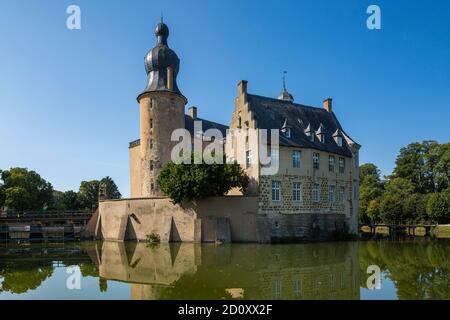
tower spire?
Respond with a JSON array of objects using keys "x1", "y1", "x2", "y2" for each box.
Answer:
[{"x1": 278, "y1": 70, "x2": 294, "y2": 102}]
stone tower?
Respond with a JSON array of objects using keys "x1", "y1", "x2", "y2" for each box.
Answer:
[{"x1": 137, "y1": 20, "x2": 187, "y2": 197}]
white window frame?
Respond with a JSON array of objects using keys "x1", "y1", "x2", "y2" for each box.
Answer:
[
  {"x1": 336, "y1": 136, "x2": 343, "y2": 147},
  {"x1": 312, "y1": 183, "x2": 320, "y2": 203},
  {"x1": 313, "y1": 152, "x2": 320, "y2": 169},
  {"x1": 270, "y1": 148, "x2": 279, "y2": 167},
  {"x1": 329, "y1": 185, "x2": 335, "y2": 204},
  {"x1": 339, "y1": 157, "x2": 345, "y2": 174},
  {"x1": 292, "y1": 150, "x2": 301, "y2": 168},
  {"x1": 329, "y1": 155, "x2": 335, "y2": 172},
  {"x1": 339, "y1": 186, "x2": 345, "y2": 205},
  {"x1": 293, "y1": 182, "x2": 302, "y2": 202},
  {"x1": 272, "y1": 181, "x2": 281, "y2": 202}
]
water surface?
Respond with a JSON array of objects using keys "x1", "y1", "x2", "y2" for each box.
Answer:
[{"x1": 0, "y1": 240, "x2": 449, "y2": 300}]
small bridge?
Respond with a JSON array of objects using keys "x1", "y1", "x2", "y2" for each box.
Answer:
[
  {"x1": 0, "y1": 211, "x2": 93, "y2": 241},
  {"x1": 360, "y1": 224, "x2": 435, "y2": 237}
]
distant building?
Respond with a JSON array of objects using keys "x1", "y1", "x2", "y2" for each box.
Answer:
[{"x1": 98, "y1": 20, "x2": 360, "y2": 242}]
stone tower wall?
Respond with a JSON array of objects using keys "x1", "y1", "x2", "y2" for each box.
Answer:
[{"x1": 139, "y1": 91, "x2": 186, "y2": 197}]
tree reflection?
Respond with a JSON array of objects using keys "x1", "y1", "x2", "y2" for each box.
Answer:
[
  {"x1": 0, "y1": 261, "x2": 53, "y2": 294},
  {"x1": 359, "y1": 241, "x2": 450, "y2": 299}
]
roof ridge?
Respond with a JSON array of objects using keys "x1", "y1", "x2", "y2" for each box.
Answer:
[{"x1": 247, "y1": 93, "x2": 324, "y2": 111}]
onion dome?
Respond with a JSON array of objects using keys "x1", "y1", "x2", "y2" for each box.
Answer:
[{"x1": 140, "y1": 20, "x2": 183, "y2": 97}]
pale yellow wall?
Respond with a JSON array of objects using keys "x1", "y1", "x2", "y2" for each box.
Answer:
[
  {"x1": 129, "y1": 144, "x2": 142, "y2": 198},
  {"x1": 138, "y1": 91, "x2": 186, "y2": 197},
  {"x1": 259, "y1": 146, "x2": 355, "y2": 217}
]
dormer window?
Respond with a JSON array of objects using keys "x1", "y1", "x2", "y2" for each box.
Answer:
[
  {"x1": 333, "y1": 129, "x2": 344, "y2": 147},
  {"x1": 284, "y1": 127, "x2": 291, "y2": 138},
  {"x1": 316, "y1": 124, "x2": 325, "y2": 144}
]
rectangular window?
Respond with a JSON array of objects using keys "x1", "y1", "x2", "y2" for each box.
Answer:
[
  {"x1": 150, "y1": 139, "x2": 153, "y2": 149},
  {"x1": 293, "y1": 182, "x2": 302, "y2": 202},
  {"x1": 353, "y1": 153, "x2": 358, "y2": 168},
  {"x1": 329, "y1": 185, "x2": 335, "y2": 204},
  {"x1": 339, "y1": 157, "x2": 345, "y2": 174},
  {"x1": 292, "y1": 150, "x2": 301, "y2": 168},
  {"x1": 339, "y1": 186, "x2": 345, "y2": 204},
  {"x1": 246, "y1": 150, "x2": 252, "y2": 168},
  {"x1": 270, "y1": 148, "x2": 279, "y2": 167},
  {"x1": 150, "y1": 160, "x2": 154, "y2": 171},
  {"x1": 329, "y1": 156, "x2": 335, "y2": 172},
  {"x1": 353, "y1": 185, "x2": 357, "y2": 200},
  {"x1": 336, "y1": 136, "x2": 343, "y2": 147},
  {"x1": 313, "y1": 153, "x2": 320, "y2": 169},
  {"x1": 150, "y1": 118, "x2": 153, "y2": 129},
  {"x1": 272, "y1": 181, "x2": 281, "y2": 202},
  {"x1": 272, "y1": 280, "x2": 282, "y2": 299},
  {"x1": 293, "y1": 279, "x2": 302, "y2": 297},
  {"x1": 312, "y1": 183, "x2": 320, "y2": 202}
]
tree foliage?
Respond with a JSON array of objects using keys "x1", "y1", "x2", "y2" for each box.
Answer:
[
  {"x1": 78, "y1": 177, "x2": 121, "y2": 211},
  {"x1": 0, "y1": 168, "x2": 53, "y2": 211},
  {"x1": 157, "y1": 155, "x2": 249, "y2": 205},
  {"x1": 360, "y1": 141, "x2": 449, "y2": 225},
  {"x1": 426, "y1": 190, "x2": 450, "y2": 224},
  {"x1": 359, "y1": 163, "x2": 385, "y2": 223}
]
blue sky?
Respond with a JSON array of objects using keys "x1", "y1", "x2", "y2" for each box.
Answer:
[{"x1": 0, "y1": 0, "x2": 449, "y2": 197}]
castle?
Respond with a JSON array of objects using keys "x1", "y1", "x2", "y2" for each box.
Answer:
[{"x1": 95, "y1": 21, "x2": 360, "y2": 243}]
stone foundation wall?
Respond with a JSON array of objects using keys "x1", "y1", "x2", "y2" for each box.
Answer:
[
  {"x1": 98, "y1": 196, "x2": 261, "y2": 243},
  {"x1": 263, "y1": 212, "x2": 349, "y2": 242},
  {"x1": 97, "y1": 195, "x2": 353, "y2": 243}
]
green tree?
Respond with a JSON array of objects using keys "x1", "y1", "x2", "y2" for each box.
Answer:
[
  {"x1": 157, "y1": 155, "x2": 249, "y2": 205},
  {"x1": 366, "y1": 198, "x2": 381, "y2": 223},
  {"x1": 379, "y1": 178, "x2": 415, "y2": 224},
  {"x1": 60, "y1": 190, "x2": 82, "y2": 210},
  {"x1": 429, "y1": 143, "x2": 450, "y2": 191},
  {"x1": 359, "y1": 163, "x2": 385, "y2": 223},
  {"x1": 427, "y1": 190, "x2": 450, "y2": 224},
  {"x1": 393, "y1": 141, "x2": 439, "y2": 193},
  {"x1": 0, "y1": 168, "x2": 53, "y2": 211},
  {"x1": 78, "y1": 180, "x2": 100, "y2": 211},
  {"x1": 78, "y1": 177, "x2": 121, "y2": 211},
  {"x1": 100, "y1": 176, "x2": 122, "y2": 199}
]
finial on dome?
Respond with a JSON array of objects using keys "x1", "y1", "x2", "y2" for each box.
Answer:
[
  {"x1": 278, "y1": 70, "x2": 294, "y2": 103},
  {"x1": 155, "y1": 19, "x2": 169, "y2": 45}
]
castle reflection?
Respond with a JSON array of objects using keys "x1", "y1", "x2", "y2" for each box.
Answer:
[{"x1": 94, "y1": 242, "x2": 360, "y2": 300}]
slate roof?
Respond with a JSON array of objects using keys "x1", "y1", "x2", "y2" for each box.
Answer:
[
  {"x1": 184, "y1": 115, "x2": 228, "y2": 138},
  {"x1": 129, "y1": 115, "x2": 228, "y2": 148},
  {"x1": 247, "y1": 94, "x2": 355, "y2": 157}
]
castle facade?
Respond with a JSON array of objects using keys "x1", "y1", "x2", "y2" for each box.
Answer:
[{"x1": 96, "y1": 21, "x2": 360, "y2": 243}]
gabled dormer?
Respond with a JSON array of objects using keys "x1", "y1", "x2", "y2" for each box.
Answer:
[
  {"x1": 316, "y1": 123, "x2": 326, "y2": 143},
  {"x1": 333, "y1": 128, "x2": 344, "y2": 147}
]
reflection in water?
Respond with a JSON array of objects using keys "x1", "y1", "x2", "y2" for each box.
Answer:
[
  {"x1": 0, "y1": 240, "x2": 449, "y2": 300},
  {"x1": 359, "y1": 241, "x2": 450, "y2": 300},
  {"x1": 98, "y1": 242, "x2": 359, "y2": 300}
]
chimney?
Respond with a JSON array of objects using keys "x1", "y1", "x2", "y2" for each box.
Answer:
[
  {"x1": 188, "y1": 106, "x2": 197, "y2": 119},
  {"x1": 238, "y1": 80, "x2": 247, "y2": 95},
  {"x1": 323, "y1": 98, "x2": 332, "y2": 113}
]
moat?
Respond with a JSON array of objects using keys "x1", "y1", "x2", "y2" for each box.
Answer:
[{"x1": 0, "y1": 240, "x2": 449, "y2": 300}]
